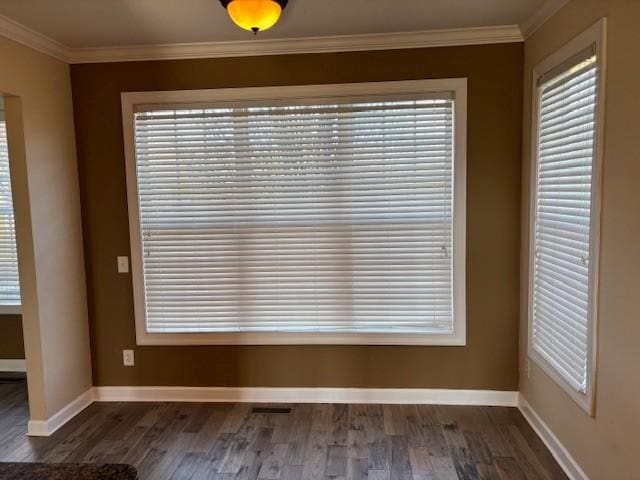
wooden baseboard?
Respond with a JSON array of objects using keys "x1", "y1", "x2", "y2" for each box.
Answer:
[
  {"x1": 0, "y1": 359, "x2": 26, "y2": 372},
  {"x1": 518, "y1": 395, "x2": 590, "y2": 480},
  {"x1": 27, "y1": 389, "x2": 94, "y2": 437},
  {"x1": 92, "y1": 386, "x2": 519, "y2": 406}
]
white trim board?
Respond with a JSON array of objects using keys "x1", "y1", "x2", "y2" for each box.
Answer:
[
  {"x1": 0, "y1": 359, "x2": 26, "y2": 372},
  {"x1": 27, "y1": 388, "x2": 94, "y2": 437},
  {"x1": 518, "y1": 396, "x2": 590, "y2": 480},
  {"x1": 93, "y1": 387, "x2": 518, "y2": 406},
  {"x1": 520, "y1": 0, "x2": 571, "y2": 39},
  {"x1": 0, "y1": 13, "x2": 69, "y2": 62},
  {"x1": 69, "y1": 26, "x2": 522, "y2": 63},
  {"x1": 0, "y1": 305, "x2": 22, "y2": 315}
]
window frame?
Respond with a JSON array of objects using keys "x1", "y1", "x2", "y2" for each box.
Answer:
[
  {"x1": 0, "y1": 108, "x2": 21, "y2": 314},
  {"x1": 122, "y1": 79, "x2": 467, "y2": 346},
  {"x1": 527, "y1": 19, "x2": 607, "y2": 414}
]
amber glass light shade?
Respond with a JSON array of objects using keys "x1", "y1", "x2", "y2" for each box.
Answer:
[{"x1": 226, "y1": 0, "x2": 283, "y2": 33}]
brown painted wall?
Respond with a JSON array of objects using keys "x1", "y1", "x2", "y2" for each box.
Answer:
[
  {"x1": 520, "y1": 1, "x2": 640, "y2": 478},
  {"x1": 0, "y1": 315, "x2": 24, "y2": 359},
  {"x1": 71, "y1": 43, "x2": 523, "y2": 388}
]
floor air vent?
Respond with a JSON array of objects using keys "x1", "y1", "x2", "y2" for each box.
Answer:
[{"x1": 251, "y1": 407, "x2": 292, "y2": 414}]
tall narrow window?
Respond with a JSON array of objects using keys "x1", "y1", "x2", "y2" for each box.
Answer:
[
  {"x1": 0, "y1": 111, "x2": 20, "y2": 310},
  {"x1": 123, "y1": 80, "x2": 466, "y2": 345},
  {"x1": 529, "y1": 21, "x2": 605, "y2": 413}
]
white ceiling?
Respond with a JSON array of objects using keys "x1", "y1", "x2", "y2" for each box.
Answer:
[{"x1": 0, "y1": 0, "x2": 546, "y2": 49}]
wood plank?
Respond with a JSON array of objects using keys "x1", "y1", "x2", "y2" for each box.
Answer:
[
  {"x1": 408, "y1": 446, "x2": 434, "y2": 477},
  {"x1": 430, "y1": 456, "x2": 459, "y2": 480},
  {"x1": 0, "y1": 381, "x2": 569, "y2": 480},
  {"x1": 390, "y1": 435, "x2": 413, "y2": 480},
  {"x1": 257, "y1": 443, "x2": 289, "y2": 480},
  {"x1": 300, "y1": 428, "x2": 328, "y2": 480},
  {"x1": 325, "y1": 444, "x2": 348, "y2": 478},
  {"x1": 347, "y1": 404, "x2": 368, "y2": 459}
]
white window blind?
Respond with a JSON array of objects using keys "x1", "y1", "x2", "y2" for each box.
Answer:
[
  {"x1": 0, "y1": 119, "x2": 20, "y2": 306},
  {"x1": 531, "y1": 51, "x2": 598, "y2": 394},
  {"x1": 131, "y1": 90, "x2": 462, "y2": 340}
]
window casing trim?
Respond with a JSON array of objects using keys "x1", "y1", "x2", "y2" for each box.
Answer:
[
  {"x1": 527, "y1": 19, "x2": 607, "y2": 415},
  {"x1": 0, "y1": 306, "x2": 21, "y2": 314},
  {"x1": 122, "y1": 79, "x2": 467, "y2": 346}
]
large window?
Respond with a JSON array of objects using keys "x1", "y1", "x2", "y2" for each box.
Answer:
[
  {"x1": 0, "y1": 112, "x2": 20, "y2": 312},
  {"x1": 528, "y1": 20, "x2": 606, "y2": 413},
  {"x1": 123, "y1": 80, "x2": 466, "y2": 345}
]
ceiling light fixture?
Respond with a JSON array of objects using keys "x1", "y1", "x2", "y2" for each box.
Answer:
[{"x1": 219, "y1": 0, "x2": 288, "y2": 34}]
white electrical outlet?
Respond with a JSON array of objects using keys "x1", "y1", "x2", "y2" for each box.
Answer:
[
  {"x1": 117, "y1": 256, "x2": 129, "y2": 273},
  {"x1": 123, "y1": 349, "x2": 135, "y2": 366}
]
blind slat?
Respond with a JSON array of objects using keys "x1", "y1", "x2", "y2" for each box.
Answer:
[
  {"x1": 133, "y1": 97, "x2": 456, "y2": 334},
  {"x1": 532, "y1": 55, "x2": 598, "y2": 394},
  {"x1": 0, "y1": 122, "x2": 19, "y2": 305}
]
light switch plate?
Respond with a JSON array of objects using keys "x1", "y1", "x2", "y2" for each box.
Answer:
[
  {"x1": 117, "y1": 256, "x2": 129, "y2": 273},
  {"x1": 123, "y1": 349, "x2": 135, "y2": 366}
]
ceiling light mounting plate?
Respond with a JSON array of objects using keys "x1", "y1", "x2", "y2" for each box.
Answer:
[{"x1": 219, "y1": 0, "x2": 288, "y2": 7}]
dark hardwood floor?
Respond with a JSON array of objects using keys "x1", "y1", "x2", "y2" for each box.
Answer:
[{"x1": 0, "y1": 380, "x2": 567, "y2": 479}]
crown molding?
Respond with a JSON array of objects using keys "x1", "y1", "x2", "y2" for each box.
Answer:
[
  {"x1": 0, "y1": 13, "x2": 69, "y2": 62},
  {"x1": 0, "y1": 13, "x2": 524, "y2": 65},
  {"x1": 0, "y1": 3, "x2": 575, "y2": 63},
  {"x1": 520, "y1": 0, "x2": 571, "y2": 39},
  {"x1": 68, "y1": 25, "x2": 522, "y2": 64}
]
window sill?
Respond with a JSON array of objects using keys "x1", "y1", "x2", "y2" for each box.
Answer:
[
  {"x1": 0, "y1": 305, "x2": 21, "y2": 315},
  {"x1": 135, "y1": 330, "x2": 466, "y2": 346}
]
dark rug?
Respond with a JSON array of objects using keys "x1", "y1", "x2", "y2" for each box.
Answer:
[{"x1": 0, "y1": 463, "x2": 137, "y2": 479}]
